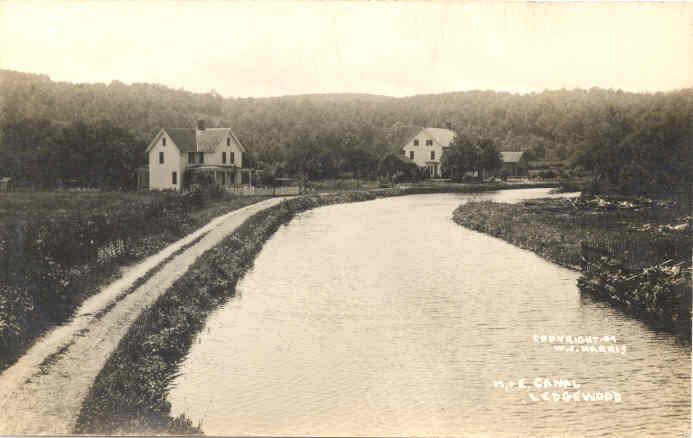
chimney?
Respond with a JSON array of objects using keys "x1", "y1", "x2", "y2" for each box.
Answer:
[{"x1": 197, "y1": 119, "x2": 206, "y2": 131}]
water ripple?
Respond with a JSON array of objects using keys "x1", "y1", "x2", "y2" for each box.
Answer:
[{"x1": 168, "y1": 189, "x2": 690, "y2": 437}]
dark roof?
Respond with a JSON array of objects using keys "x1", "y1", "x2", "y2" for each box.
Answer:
[
  {"x1": 196, "y1": 128, "x2": 236, "y2": 152},
  {"x1": 165, "y1": 128, "x2": 197, "y2": 152},
  {"x1": 147, "y1": 127, "x2": 247, "y2": 154}
]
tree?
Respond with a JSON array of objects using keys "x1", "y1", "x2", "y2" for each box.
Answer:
[
  {"x1": 441, "y1": 135, "x2": 502, "y2": 181},
  {"x1": 341, "y1": 148, "x2": 379, "y2": 178},
  {"x1": 477, "y1": 138, "x2": 503, "y2": 178},
  {"x1": 441, "y1": 135, "x2": 479, "y2": 181},
  {"x1": 377, "y1": 153, "x2": 420, "y2": 182}
]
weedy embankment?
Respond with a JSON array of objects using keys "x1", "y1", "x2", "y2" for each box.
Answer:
[
  {"x1": 452, "y1": 195, "x2": 692, "y2": 336},
  {"x1": 74, "y1": 191, "x2": 378, "y2": 435},
  {"x1": 0, "y1": 190, "x2": 263, "y2": 372}
]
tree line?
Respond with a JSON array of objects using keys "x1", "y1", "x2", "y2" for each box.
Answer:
[{"x1": 1, "y1": 69, "x2": 691, "y2": 193}]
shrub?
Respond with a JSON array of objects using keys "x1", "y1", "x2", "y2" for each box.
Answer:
[{"x1": 538, "y1": 170, "x2": 557, "y2": 179}]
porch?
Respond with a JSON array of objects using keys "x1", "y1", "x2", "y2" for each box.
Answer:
[
  {"x1": 424, "y1": 162, "x2": 441, "y2": 178},
  {"x1": 184, "y1": 165, "x2": 254, "y2": 189}
]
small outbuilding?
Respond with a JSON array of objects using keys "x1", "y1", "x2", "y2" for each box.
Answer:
[
  {"x1": 500, "y1": 151, "x2": 528, "y2": 177},
  {"x1": 0, "y1": 177, "x2": 14, "y2": 191}
]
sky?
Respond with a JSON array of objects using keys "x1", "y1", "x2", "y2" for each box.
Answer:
[{"x1": 1, "y1": 1, "x2": 691, "y2": 98}]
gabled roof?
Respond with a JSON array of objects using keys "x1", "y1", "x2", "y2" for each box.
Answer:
[
  {"x1": 501, "y1": 151, "x2": 525, "y2": 163},
  {"x1": 423, "y1": 127, "x2": 457, "y2": 147},
  {"x1": 165, "y1": 128, "x2": 197, "y2": 152},
  {"x1": 196, "y1": 128, "x2": 237, "y2": 152},
  {"x1": 401, "y1": 127, "x2": 458, "y2": 151},
  {"x1": 145, "y1": 127, "x2": 247, "y2": 154}
]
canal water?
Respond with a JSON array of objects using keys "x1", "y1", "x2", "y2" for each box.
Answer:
[{"x1": 167, "y1": 189, "x2": 690, "y2": 437}]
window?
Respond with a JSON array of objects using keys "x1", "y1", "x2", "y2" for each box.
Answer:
[
  {"x1": 413, "y1": 139, "x2": 419, "y2": 146},
  {"x1": 188, "y1": 152, "x2": 195, "y2": 164},
  {"x1": 426, "y1": 139, "x2": 433, "y2": 146},
  {"x1": 431, "y1": 151, "x2": 435, "y2": 160},
  {"x1": 162, "y1": 137, "x2": 166, "y2": 146},
  {"x1": 159, "y1": 151, "x2": 164, "y2": 164},
  {"x1": 400, "y1": 149, "x2": 405, "y2": 155},
  {"x1": 230, "y1": 151, "x2": 235, "y2": 164},
  {"x1": 198, "y1": 152, "x2": 204, "y2": 163},
  {"x1": 222, "y1": 151, "x2": 227, "y2": 164},
  {"x1": 172, "y1": 171, "x2": 177, "y2": 185},
  {"x1": 227, "y1": 137, "x2": 231, "y2": 146},
  {"x1": 409, "y1": 151, "x2": 414, "y2": 160}
]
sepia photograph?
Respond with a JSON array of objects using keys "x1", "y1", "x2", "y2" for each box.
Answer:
[{"x1": 0, "y1": 0, "x2": 691, "y2": 436}]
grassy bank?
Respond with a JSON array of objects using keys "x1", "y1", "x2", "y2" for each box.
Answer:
[
  {"x1": 74, "y1": 191, "x2": 379, "y2": 435},
  {"x1": 302, "y1": 179, "x2": 559, "y2": 194},
  {"x1": 0, "y1": 189, "x2": 264, "y2": 372},
  {"x1": 452, "y1": 195, "x2": 692, "y2": 335},
  {"x1": 0, "y1": 181, "x2": 555, "y2": 373}
]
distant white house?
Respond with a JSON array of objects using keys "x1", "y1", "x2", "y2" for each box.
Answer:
[
  {"x1": 400, "y1": 127, "x2": 457, "y2": 178},
  {"x1": 142, "y1": 121, "x2": 250, "y2": 191}
]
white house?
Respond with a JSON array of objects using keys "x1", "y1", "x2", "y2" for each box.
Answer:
[
  {"x1": 143, "y1": 121, "x2": 249, "y2": 191},
  {"x1": 400, "y1": 127, "x2": 457, "y2": 178}
]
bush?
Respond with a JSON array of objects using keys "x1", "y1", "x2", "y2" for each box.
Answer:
[
  {"x1": 538, "y1": 170, "x2": 557, "y2": 179},
  {"x1": 184, "y1": 171, "x2": 226, "y2": 206},
  {"x1": 0, "y1": 189, "x2": 247, "y2": 372}
]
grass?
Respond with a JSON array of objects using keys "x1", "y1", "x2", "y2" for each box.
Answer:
[
  {"x1": 0, "y1": 190, "x2": 169, "y2": 223},
  {"x1": 0, "y1": 189, "x2": 265, "y2": 372},
  {"x1": 74, "y1": 191, "x2": 378, "y2": 435},
  {"x1": 452, "y1": 194, "x2": 692, "y2": 334}
]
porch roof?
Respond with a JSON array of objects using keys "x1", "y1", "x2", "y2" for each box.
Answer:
[{"x1": 186, "y1": 165, "x2": 238, "y2": 171}]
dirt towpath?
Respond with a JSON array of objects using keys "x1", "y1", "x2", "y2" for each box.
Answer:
[{"x1": 0, "y1": 197, "x2": 286, "y2": 434}]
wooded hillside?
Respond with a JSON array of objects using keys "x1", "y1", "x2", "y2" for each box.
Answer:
[{"x1": 1, "y1": 69, "x2": 691, "y2": 193}]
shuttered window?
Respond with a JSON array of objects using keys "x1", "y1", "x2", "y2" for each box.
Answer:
[{"x1": 222, "y1": 151, "x2": 227, "y2": 164}]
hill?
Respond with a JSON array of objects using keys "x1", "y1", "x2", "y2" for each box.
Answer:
[{"x1": 1, "y1": 69, "x2": 691, "y2": 192}]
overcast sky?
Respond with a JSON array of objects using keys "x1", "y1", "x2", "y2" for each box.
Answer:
[{"x1": 1, "y1": 1, "x2": 691, "y2": 98}]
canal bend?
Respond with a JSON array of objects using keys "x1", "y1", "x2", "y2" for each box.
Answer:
[{"x1": 168, "y1": 189, "x2": 690, "y2": 438}]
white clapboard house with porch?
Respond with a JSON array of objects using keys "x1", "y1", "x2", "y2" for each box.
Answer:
[
  {"x1": 141, "y1": 121, "x2": 253, "y2": 191},
  {"x1": 400, "y1": 127, "x2": 457, "y2": 178}
]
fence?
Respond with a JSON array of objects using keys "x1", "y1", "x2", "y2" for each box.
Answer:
[
  {"x1": 581, "y1": 235, "x2": 690, "y2": 273},
  {"x1": 227, "y1": 186, "x2": 301, "y2": 196}
]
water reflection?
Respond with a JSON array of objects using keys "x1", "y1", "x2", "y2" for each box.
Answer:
[{"x1": 168, "y1": 189, "x2": 690, "y2": 437}]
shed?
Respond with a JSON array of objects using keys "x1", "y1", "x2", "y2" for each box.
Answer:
[
  {"x1": 500, "y1": 151, "x2": 528, "y2": 177},
  {"x1": 0, "y1": 177, "x2": 13, "y2": 191}
]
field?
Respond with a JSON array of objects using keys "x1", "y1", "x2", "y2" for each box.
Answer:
[
  {"x1": 0, "y1": 190, "x2": 168, "y2": 220},
  {"x1": 0, "y1": 189, "x2": 264, "y2": 372}
]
